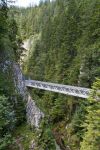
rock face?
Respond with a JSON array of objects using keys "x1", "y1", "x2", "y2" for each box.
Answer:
[
  {"x1": 20, "y1": 37, "x2": 34, "y2": 66},
  {"x1": 26, "y1": 94, "x2": 44, "y2": 128},
  {"x1": 13, "y1": 63, "x2": 44, "y2": 128},
  {"x1": 13, "y1": 63, "x2": 26, "y2": 99}
]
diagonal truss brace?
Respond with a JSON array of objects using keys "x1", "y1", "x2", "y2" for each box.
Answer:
[{"x1": 25, "y1": 80, "x2": 91, "y2": 98}]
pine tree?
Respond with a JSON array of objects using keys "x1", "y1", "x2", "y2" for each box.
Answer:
[{"x1": 80, "y1": 79, "x2": 100, "y2": 150}]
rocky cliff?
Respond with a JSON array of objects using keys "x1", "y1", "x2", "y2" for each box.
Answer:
[{"x1": 13, "y1": 63, "x2": 44, "y2": 128}]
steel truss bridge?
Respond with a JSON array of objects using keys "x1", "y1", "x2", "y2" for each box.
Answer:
[{"x1": 25, "y1": 80, "x2": 91, "y2": 98}]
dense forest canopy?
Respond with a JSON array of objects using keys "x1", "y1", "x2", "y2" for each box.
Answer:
[
  {"x1": 14, "y1": 0, "x2": 100, "y2": 149},
  {"x1": 15, "y1": 0, "x2": 100, "y2": 87},
  {"x1": 0, "y1": 1, "x2": 25, "y2": 149},
  {"x1": 0, "y1": 0, "x2": 100, "y2": 149}
]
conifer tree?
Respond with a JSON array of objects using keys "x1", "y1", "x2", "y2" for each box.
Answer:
[{"x1": 80, "y1": 79, "x2": 100, "y2": 150}]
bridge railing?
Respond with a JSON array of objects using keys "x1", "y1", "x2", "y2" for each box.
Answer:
[{"x1": 25, "y1": 80, "x2": 91, "y2": 98}]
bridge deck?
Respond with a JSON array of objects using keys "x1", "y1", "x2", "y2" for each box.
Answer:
[{"x1": 25, "y1": 80, "x2": 91, "y2": 98}]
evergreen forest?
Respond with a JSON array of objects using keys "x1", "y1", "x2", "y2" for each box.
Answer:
[{"x1": 0, "y1": 0, "x2": 100, "y2": 150}]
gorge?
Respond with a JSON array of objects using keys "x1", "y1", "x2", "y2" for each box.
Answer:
[{"x1": 0, "y1": 0, "x2": 100, "y2": 150}]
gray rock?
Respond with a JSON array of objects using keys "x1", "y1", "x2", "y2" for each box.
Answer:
[{"x1": 13, "y1": 63, "x2": 44, "y2": 128}]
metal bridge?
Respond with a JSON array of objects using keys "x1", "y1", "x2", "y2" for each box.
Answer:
[{"x1": 25, "y1": 80, "x2": 91, "y2": 98}]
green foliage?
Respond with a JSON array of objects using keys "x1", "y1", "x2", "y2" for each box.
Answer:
[
  {"x1": 50, "y1": 96, "x2": 68, "y2": 122},
  {"x1": 0, "y1": 1, "x2": 23, "y2": 62},
  {"x1": 77, "y1": 0, "x2": 100, "y2": 87},
  {"x1": 0, "y1": 95, "x2": 15, "y2": 150},
  {"x1": 12, "y1": 123, "x2": 35, "y2": 150},
  {"x1": 37, "y1": 118, "x2": 56, "y2": 150},
  {"x1": 80, "y1": 79, "x2": 100, "y2": 150},
  {"x1": 16, "y1": 0, "x2": 100, "y2": 149},
  {"x1": 0, "y1": 68, "x2": 26, "y2": 149},
  {"x1": 13, "y1": 94, "x2": 26, "y2": 125},
  {"x1": 0, "y1": 1, "x2": 26, "y2": 149}
]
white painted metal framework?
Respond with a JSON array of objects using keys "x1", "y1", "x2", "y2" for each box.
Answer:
[{"x1": 25, "y1": 80, "x2": 91, "y2": 98}]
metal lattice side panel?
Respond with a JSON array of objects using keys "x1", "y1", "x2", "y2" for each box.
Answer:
[{"x1": 25, "y1": 80, "x2": 91, "y2": 98}]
